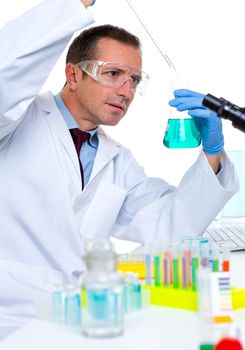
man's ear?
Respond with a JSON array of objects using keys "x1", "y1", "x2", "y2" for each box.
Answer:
[{"x1": 65, "y1": 63, "x2": 79, "y2": 91}]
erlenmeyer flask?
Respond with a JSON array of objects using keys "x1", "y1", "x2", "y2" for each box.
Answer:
[
  {"x1": 163, "y1": 110, "x2": 201, "y2": 148},
  {"x1": 163, "y1": 77, "x2": 201, "y2": 149}
]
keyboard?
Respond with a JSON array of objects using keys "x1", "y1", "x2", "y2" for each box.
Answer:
[{"x1": 203, "y1": 225, "x2": 245, "y2": 251}]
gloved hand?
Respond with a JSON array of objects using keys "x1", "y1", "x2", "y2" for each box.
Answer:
[{"x1": 169, "y1": 88, "x2": 224, "y2": 155}]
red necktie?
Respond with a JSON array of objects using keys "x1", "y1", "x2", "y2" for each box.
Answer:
[{"x1": 69, "y1": 128, "x2": 90, "y2": 190}]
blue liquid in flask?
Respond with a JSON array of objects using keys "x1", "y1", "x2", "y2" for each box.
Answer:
[{"x1": 163, "y1": 118, "x2": 201, "y2": 148}]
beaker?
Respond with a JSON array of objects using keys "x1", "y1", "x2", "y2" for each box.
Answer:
[{"x1": 163, "y1": 77, "x2": 201, "y2": 149}]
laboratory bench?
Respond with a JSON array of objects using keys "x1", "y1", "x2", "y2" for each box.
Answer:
[{"x1": 0, "y1": 251, "x2": 244, "y2": 350}]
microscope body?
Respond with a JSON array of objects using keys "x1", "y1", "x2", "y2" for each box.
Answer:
[{"x1": 203, "y1": 94, "x2": 245, "y2": 133}]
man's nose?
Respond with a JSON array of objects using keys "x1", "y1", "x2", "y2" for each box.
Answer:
[{"x1": 116, "y1": 78, "x2": 134, "y2": 97}]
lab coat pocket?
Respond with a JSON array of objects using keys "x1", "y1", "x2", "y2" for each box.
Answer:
[
  {"x1": 0, "y1": 258, "x2": 62, "y2": 309},
  {"x1": 79, "y1": 183, "x2": 127, "y2": 240}
]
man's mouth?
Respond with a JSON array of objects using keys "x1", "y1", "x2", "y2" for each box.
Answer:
[{"x1": 106, "y1": 102, "x2": 126, "y2": 111}]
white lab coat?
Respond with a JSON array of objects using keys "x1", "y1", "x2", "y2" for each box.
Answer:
[{"x1": 0, "y1": 0, "x2": 239, "y2": 325}]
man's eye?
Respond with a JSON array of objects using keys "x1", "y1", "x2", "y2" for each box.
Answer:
[
  {"x1": 103, "y1": 70, "x2": 120, "y2": 78},
  {"x1": 132, "y1": 75, "x2": 141, "y2": 86}
]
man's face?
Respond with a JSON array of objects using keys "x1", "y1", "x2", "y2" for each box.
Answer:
[{"x1": 72, "y1": 38, "x2": 142, "y2": 130}]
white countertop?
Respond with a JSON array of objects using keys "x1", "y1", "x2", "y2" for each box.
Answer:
[{"x1": 0, "y1": 251, "x2": 244, "y2": 350}]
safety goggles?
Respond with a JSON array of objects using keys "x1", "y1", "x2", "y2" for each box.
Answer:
[{"x1": 77, "y1": 60, "x2": 150, "y2": 95}]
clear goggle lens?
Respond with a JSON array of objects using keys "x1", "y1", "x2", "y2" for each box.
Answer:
[{"x1": 78, "y1": 60, "x2": 150, "y2": 95}]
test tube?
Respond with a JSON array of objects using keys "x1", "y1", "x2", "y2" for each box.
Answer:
[
  {"x1": 144, "y1": 244, "x2": 152, "y2": 286},
  {"x1": 182, "y1": 236, "x2": 205, "y2": 287},
  {"x1": 64, "y1": 284, "x2": 81, "y2": 327},
  {"x1": 153, "y1": 245, "x2": 162, "y2": 286},
  {"x1": 181, "y1": 241, "x2": 191, "y2": 289},
  {"x1": 191, "y1": 241, "x2": 200, "y2": 291},
  {"x1": 52, "y1": 282, "x2": 64, "y2": 323},
  {"x1": 210, "y1": 243, "x2": 220, "y2": 272},
  {"x1": 200, "y1": 240, "x2": 210, "y2": 268},
  {"x1": 172, "y1": 245, "x2": 180, "y2": 289},
  {"x1": 222, "y1": 245, "x2": 231, "y2": 272},
  {"x1": 124, "y1": 272, "x2": 142, "y2": 312},
  {"x1": 132, "y1": 273, "x2": 142, "y2": 311},
  {"x1": 181, "y1": 252, "x2": 188, "y2": 289},
  {"x1": 163, "y1": 249, "x2": 171, "y2": 287}
]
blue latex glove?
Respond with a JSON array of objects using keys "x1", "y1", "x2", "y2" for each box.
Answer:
[
  {"x1": 90, "y1": 0, "x2": 96, "y2": 5},
  {"x1": 169, "y1": 89, "x2": 224, "y2": 155}
]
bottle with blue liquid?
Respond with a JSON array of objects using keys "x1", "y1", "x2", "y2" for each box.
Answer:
[
  {"x1": 81, "y1": 239, "x2": 124, "y2": 338},
  {"x1": 64, "y1": 284, "x2": 81, "y2": 328},
  {"x1": 124, "y1": 272, "x2": 142, "y2": 313}
]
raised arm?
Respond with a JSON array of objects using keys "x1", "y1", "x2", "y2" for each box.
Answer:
[{"x1": 0, "y1": 0, "x2": 94, "y2": 140}]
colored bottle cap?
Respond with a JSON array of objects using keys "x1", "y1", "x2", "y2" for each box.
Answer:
[
  {"x1": 215, "y1": 338, "x2": 243, "y2": 350},
  {"x1": 200, "y1": 343, "x2": 215, "y2": 350}
]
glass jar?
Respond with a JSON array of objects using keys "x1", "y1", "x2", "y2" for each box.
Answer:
[{"x1": 81, "y1": 239, "x2": 124, "y2": 338}]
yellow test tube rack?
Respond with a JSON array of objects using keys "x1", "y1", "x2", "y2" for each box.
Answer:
[
  {"x1": 118, "y1": 258, "x2": 245, "y2": 312},
  {"x1": 231, "y1": 288, "x2": 245, "y2": 310},
  {"x1": 142, "y1": 285, "x2": 198, "y2": 311},
  {"x1": 118, "y1": 262, "x2": 146, "y2": 279},
  {"x1": 140, "y1": 286, "x2": 245, "y2": 311}
]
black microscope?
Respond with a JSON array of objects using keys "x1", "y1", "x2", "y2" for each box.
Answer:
[{"x1": 202, "y1": 94, "x2": 245, "y2": 133}]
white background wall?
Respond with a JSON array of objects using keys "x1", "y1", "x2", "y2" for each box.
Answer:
[{"x1": 1, "y1": 0, "x2": 245, "y2": 251}]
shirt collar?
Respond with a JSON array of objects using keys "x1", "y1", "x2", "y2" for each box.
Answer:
[{"x1": 54, "y1": 92, "x2": 98, "y2": 148}]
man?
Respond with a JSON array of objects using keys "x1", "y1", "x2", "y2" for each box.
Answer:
[{"x1": 0, "y1": 0, "x2": 238, "y2": 325}]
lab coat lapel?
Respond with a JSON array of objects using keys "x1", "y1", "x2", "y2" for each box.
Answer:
[
  {"x1": 88, "y1": 127, "x2": 120, "y2": 183},
  {"x1": 37, "y1": 93, "x2": 81, "y2": 188},
  {"x1": 37, "y1": 93, "x2": 120, "y2": 188}
]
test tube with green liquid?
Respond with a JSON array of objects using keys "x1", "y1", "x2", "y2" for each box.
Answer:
[
  {"x1": 153, "y1": 246, "x2": 161, "y2": 286},
  {"x1": 210, "y1": 243, "x2": 220, "y2": 272},
  {"x1": 172, "y1": 245, "x2": 180, "y2": 289},
  {"x1": 191, "y1": 241, "x2": 200, "y2": 291}
]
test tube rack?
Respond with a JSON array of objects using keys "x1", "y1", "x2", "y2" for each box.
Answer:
[
  {"x1": 118, "y1": 261, "x2": 146, "y2": 279},
  {"x1": 141, "y1": 286, "x2": 245, "y2": 312},
  {"x1": 118, "y1": 260, "x2": 245, "y2": 312},
  {"x1": 118, "y1": 241, "x2": 244, "y2": 312},
  {"x1": 142, "y1": 285, "x2": 197, "y2": 311}
]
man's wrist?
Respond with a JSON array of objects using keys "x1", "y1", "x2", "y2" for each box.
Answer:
[
  {"x1": 204, "y1": 152, "x2": 223, "y2": 174},
  {"x1": 81, "y1": 0, "x2": 96, "y2": 8}
]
